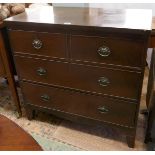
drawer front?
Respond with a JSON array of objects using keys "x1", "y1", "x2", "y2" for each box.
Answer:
[
  {"x1": 71, "y1": 35, "x2": 144, "y2": 68},
  {"x1": 21, "y1": 82, "x2": 137, "y2": 127},
  {"x1": 15, "y1": 56, "x2": 141, "y2": 100},
  {"x1": 9, "y1": 30, "x2": 67, "y2": 58}
]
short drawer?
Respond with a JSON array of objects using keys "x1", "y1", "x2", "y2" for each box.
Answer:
[
  {"x1": 9, "y1": 30, "x2": 67, "y2": 59},
  {"x1": 70, "y1": 35, "x2": 144, "y2": 68},
  {"x1": 21, "y1": 82, "x2": 137, "y2": 127},
  {"x1": 15, "y1": 56, "x2": 141, "y2": 100}
]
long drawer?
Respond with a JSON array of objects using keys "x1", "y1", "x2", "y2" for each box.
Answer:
[
  {"x1": 71, "y1": 35, "x2": 144, "y2": 68},
  {"x1": 15, "y1": 55, "x2": 141, "y2": 100},
  {"x1": 9, "y1": 30, "x2": 67, "y2": 59},
  {"x1": 21, "y1": 82, "x2": 137, "y2": 127},
  {"x1": 9, "y1": 30, "x2": 145, "y2": 69}
]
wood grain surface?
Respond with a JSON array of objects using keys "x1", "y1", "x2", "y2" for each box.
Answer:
[{"x1": 0, "y1": 114, "x2": 42, "y2": 151}]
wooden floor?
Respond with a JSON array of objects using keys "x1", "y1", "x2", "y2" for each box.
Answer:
[{"x1": 0, "y1": 114, "x2": 42, "y2": 151}]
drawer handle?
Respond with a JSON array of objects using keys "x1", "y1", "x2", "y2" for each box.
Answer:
[
  {"x1": 32, "y1": 39, "x2": 42, "y2": 49},
  {"x1": 97, "y1": 45, "x2": 111, "y2": 57},
  {"x1": 37, "y1": 67, "x2": 46, "y2": 76},
  {"x1": 98, "y1": 77, "x2": 110, "y2": 87},
  {"x1": 41, "y1": 94, "x2": 50, "y2": 102},
  {"x1": 98, "y1": 106, "x2": 109, "y2": 114}
]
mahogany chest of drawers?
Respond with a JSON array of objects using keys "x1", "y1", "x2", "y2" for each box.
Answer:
[{"x1": 4, "y1": 6, "x2": 152, "y2": 148}]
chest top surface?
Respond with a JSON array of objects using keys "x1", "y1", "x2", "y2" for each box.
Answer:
[{"x1": 4, "y1": 6, "x2": 152, "y2": 31}]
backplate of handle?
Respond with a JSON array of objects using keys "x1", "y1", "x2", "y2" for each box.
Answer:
[
  {"x1": 41, "y1": 94, "x2": 50, "y2": 102},
  {"x1": 97, "y1": 45, "x2": 111, "y2": 57},
  {"x1": 37, "y1": 67, "x2": 47, "y2": 76},
  {"x1": 98, "y1": 106, "x2": 109, "y2": 114},
  {"x1": 32, "y1": 39, "x2": 42, "y2": 49},
  {"x1": 98, "y1": 77, "x2": 110, "y2": 87}
]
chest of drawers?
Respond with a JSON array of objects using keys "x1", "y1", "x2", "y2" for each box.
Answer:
[{"x1": 4, "y1": 6, "x2": 152, "y2": 148}]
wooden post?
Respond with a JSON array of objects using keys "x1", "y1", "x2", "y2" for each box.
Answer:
[{"x1": 0, "y1": 24, "x2": 22, "y2": 117}]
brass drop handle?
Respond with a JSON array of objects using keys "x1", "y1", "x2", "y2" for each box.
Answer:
[
  {"x1": 41, "y1": 94, "x2": 50, "y2": 102},
  {"x1": 98, "y1": 106, "x2": 109, "y2": 114},
  {"x1": 37, "y1": 67, "x2": 46, "y2": 76},
  {"x1": 32, "y1": 39, "x2": 42, "y2": 49},
  {"x1": 98, "y1": 77, "x2": 110, "y2": 87},
  {"x1": 97, "y1": 45, "x2": 111, "y2": 57}
]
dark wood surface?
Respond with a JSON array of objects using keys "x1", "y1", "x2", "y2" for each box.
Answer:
[
  {"x1": 4, "y1": 6, "x2": 152, "y2": 148},
  {"x1": 0, "y1": 24, "x2": 22, "y2": 117},
  {"x1": 0, "y1": 114, "x2": 42, "y2": 151},
  {"x1": 0, "y1": 53, "x2": 6, "y2": 76},
  {"x1": 0, "y1": 24, "x2": 5, "y2": 76},
  {"x1": 9, "y1": 29, "x2": 146, "y2": 70},
  {"x1": 4, "y1": 7, "x2": 152, "y2": 31},
  {"x1": 9, "y1": 30, "x2": 67, "y2": 59},
  {"x1": 70, "y1": 35, "x2": 145, "y2": 68},
  {"x1": 14, "y1": 55, "x2": 141, "y2": 101},
  {"x1": 21, "y1": 81, "x2": 137, "y2": 127}
]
